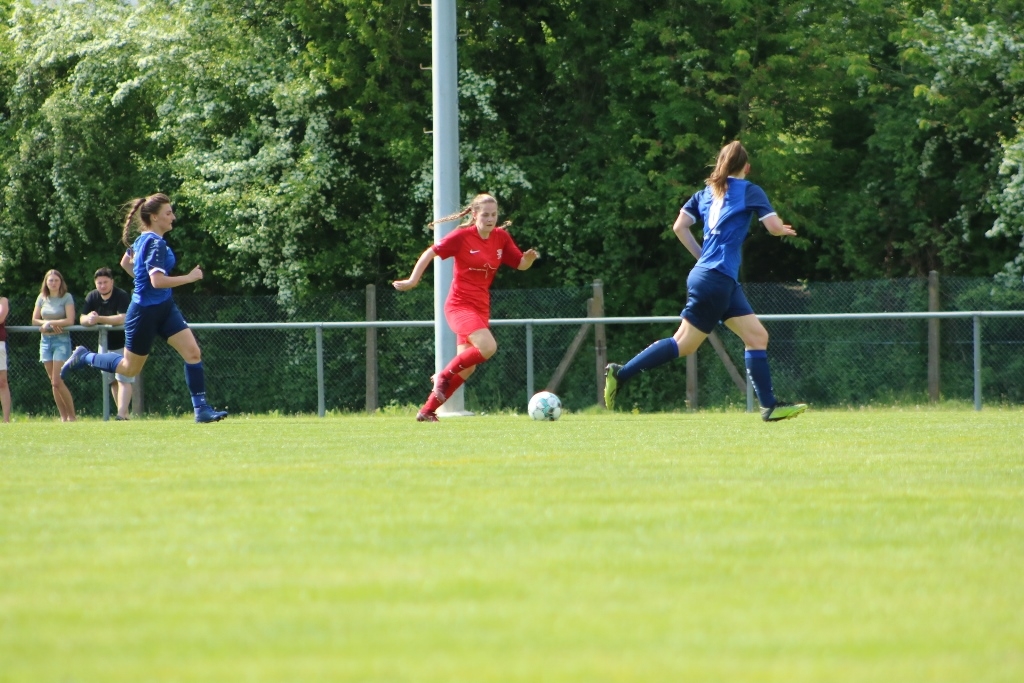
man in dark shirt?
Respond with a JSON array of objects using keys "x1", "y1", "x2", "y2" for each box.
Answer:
[{"x1": 80, "y1": 267, "x2": 134, "y2": 420}]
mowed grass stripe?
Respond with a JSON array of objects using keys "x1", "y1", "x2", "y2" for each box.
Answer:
[{"x1": 1, "y1": 411, "x2": 1022, "y2": 682}]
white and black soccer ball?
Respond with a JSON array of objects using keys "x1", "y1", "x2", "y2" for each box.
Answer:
[{"x1": 528, "y1": 391, "x2": 562, "y2": 421}]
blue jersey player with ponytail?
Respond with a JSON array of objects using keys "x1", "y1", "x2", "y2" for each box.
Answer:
[
  {"x1": 604, "y1": 141, "x2": 807, "y2": 421},
  {"x1": 62, "y1": 193, "x2": 227, "y2": 423}
]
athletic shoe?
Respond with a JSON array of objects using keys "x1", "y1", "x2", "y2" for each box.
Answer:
[
  {"x1": 115, "y1": 416, "x2": 130, "y2": 421},
  {"x1": 432, "y1": 373, "x2": 451, "y2": 405},
  {"x1": 416, "y1": 410, "x2": 439, "y2": 422},
  {"x1": 604, "y1": 363, "x2": 621, "y2": 410},
  {"x1": 761, "y1": 401, "x2": 808, "y2": 422},
  {"x1": 195, "y1": 406, "x2": 228, "y2": 423},
  {"x1": 60, "y1": 345, "x2": 91, "y2": 379}
]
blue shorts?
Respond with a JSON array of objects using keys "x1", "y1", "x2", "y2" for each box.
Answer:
[
  {"x1": 124, "y1": 299, "x2": 190, "y2": 356},
  {"x1": 680, "y1": 266, "x2": 755, "y2": 334},
  {"x1": 40, "y1": 334, "x2": 72, "y2": 363}
]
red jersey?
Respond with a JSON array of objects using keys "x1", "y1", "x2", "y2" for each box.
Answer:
[{"x1": 433, "y1": 226, "x2": 523, "y2": 314}]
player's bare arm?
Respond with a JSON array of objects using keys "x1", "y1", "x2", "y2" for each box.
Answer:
[
  {"x1": 393, "y1": 246, "x2": 437, "y2": 291},
  {"x1": 150, "y1": 267, "x2": 203, "y2": 289},
  {"x1": 517, "y1": 249, "x2": 540, "y2": 270},
  {"x1": 763, "y1": 215, "x2": 797, "y2": 237},
  {"x1": 673, "y1": 212, "x2": 701, "y2": 260}
]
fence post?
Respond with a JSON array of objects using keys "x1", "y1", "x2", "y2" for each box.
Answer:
[
  {"x1": 132, "y1": 369, "x2": 144, "y2": 417},
  {"x1": 546, "y1": 299, "x2": 593, "y2": 395},
  {"x1": 928, "y1": 270, "x2": 941, "y2": 402},
  {"x1": 686, "y1": 352, "x2": 698, "y2": 411},
  {"x1": 525, "y1": 322, "x2": 534, "y2": 404},
  {"x1": 592, "y1": 280, "x2": 606, "y2": 408},
  {"x1": 365, "y1": 284, "x2": 378, "y2": 414},
  {"x1": 973, "y1": 315, "x2": 982, "y2": 411},
  {"x1": 316, "y1": 325, "x2": 325, "y2": 417},
  {"x1": 99, "y1": 328, "x2": 110, "y2": 421}
]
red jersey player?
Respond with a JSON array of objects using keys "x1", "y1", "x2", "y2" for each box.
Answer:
[{"x1": 393, "y1": 193, "x2": 540, "y2": 421}]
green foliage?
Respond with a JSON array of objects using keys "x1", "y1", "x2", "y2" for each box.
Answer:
[{"x1": 2, "y1": 0, "x2": 1024, "y2": 310}]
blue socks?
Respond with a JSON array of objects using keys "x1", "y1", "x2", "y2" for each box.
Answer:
[
  {"x1": 184, "y1": 361, "x2": 208, "y2": 409},
  {"x1": 744, "y1": 350, "x2": 777, "y2": 408},
  {"x1": 85, "y1": 352, "x2": 124, "y2": 374},
  {"x1": 617, "y1": 338, "x2": 680, "y2": 384}
]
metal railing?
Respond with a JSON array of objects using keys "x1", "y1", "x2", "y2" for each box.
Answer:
[{"x1": 8, "y1": 308, "x2": 1022, "y2": 418}]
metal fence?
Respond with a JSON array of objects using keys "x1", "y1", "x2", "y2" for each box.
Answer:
[{"x1": 4, "y1": 276, "x2": 1024, "y2": 418}]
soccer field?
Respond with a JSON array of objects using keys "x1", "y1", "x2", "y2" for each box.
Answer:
[{"x1": 2, "y1": 410, "x2": 1022, "y2": 682}]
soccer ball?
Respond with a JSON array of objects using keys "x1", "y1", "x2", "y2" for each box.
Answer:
[{"x1": 528, "y1": 391, "x2": 562, "y2": 421}]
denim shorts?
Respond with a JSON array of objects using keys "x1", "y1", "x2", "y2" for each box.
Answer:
[
  {"x1": 680, "y1": 266, "x2": 756, "y2": 334},
  {"x1": 101, "y1": 348, "x2": 134, "y2": 384},
  {"x1": 40, "y1": 333, "x2": 72, "y2": 363}
]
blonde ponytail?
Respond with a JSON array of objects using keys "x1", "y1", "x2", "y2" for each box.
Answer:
[
  {"x1": 427, "y1": 206, "x2": 472, "y2": 230},
  {"x1": 426, "y1": 193, "x2": 510, "y2": 230}
]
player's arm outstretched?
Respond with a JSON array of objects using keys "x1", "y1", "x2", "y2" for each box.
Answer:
[
  {"x1": 150, "y1": 267, "x2": 203, "y2": 289},
  {"x1": 762, "y1": 215, "x2": 797, "y2": 237},
  {"x1": 517, "y1": 249, "x2": 540, "y2": 271},
  {"x1": 392, "y1": 247, "x2": 437, "y2": 291}
]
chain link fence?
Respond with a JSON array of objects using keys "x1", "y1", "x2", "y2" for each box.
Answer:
[
  {"x1": 1, "y1": 286, "x2": 592, "y2": 417},
  {"x1": 3, "y1": 277, "x2": 1023, "y2": 418},
  {"x1": 609, "y1": 277, "x2": 1024, "y2": 411}
]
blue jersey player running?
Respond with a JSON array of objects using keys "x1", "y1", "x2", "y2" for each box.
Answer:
[
  {"x1": 62, "y1": 193, "x2": 227, "y2": 423},
  {"x1": 604, "y1": 141, "x2": 807, "y2": 421}
]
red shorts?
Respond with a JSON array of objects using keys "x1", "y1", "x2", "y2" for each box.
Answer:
[{"x1": 445, "y1": 305, "x2": 489, "y2": 345}]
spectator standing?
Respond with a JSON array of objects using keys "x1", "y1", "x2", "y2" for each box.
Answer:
[
  {"x1": 32, "y1": 269, "x2": 77, "y2": 421},
  {"x1": 0, "y1": 294, "x2": 10, "y2": 423},
  {"x1": 80, "y1": 267, "x2": 134, "y2": 420}
]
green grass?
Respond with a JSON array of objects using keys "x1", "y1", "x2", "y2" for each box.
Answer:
[{"x1": 1, "y1": 410, "x2": 1023, "y2": 682}]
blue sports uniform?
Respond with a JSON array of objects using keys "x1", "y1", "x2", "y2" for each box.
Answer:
[
  {"x1": 62, "y1": 225, "x2": 226, "y2": 421},
  {"x1": 123, "y1": 231, "x2": 189, "y2": 355},
  {"x1": 606, "y1": 167, "x2": 805, "y2": 420},
  {"x1": 679, "y1": 178, "x2": 776, "y2": 333}
]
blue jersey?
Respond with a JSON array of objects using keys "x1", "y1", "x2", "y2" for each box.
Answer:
[
  {"x1": 129, "y1": 232, "x2": 176, "y2": 306},
  {"x1": 681, "y1": 178, "x2": 776, "y2": 282}
]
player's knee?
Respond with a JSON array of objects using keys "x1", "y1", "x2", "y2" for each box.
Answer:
[
  {"x1": 479, "y1": 340, "x2": 497, "y2": 359},
  {"x1": 748, "y1": 328, "x2": 769, "y2": 349},
  {"x1": 183, "y1": 348, "x2": 202, "y2": 364}
]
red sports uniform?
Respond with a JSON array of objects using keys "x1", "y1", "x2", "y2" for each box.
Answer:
[{"x1": 432, "y1": 226, "x2": 523, "y2": 344}]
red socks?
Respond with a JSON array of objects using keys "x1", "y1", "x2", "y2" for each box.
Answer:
[
  {"x1": 441, "y1": 347, "x2": 486, "y2": 379},
  {"x1": 420, "y1": 370, "x2": 468, "y2": 415}
]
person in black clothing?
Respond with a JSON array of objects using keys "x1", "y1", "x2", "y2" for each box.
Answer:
[{"x1": 80, "y1": 267, "x2": 134, "y2": 420}]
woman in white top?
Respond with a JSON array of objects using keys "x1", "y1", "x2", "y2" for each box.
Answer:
[{"x1": 32, "y1": 269, "x2": 77, "y2": 421}]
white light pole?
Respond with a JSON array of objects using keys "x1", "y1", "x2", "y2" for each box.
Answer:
[{"x1": 432, "y1": 0, "x2": 469, "y2": 415}]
